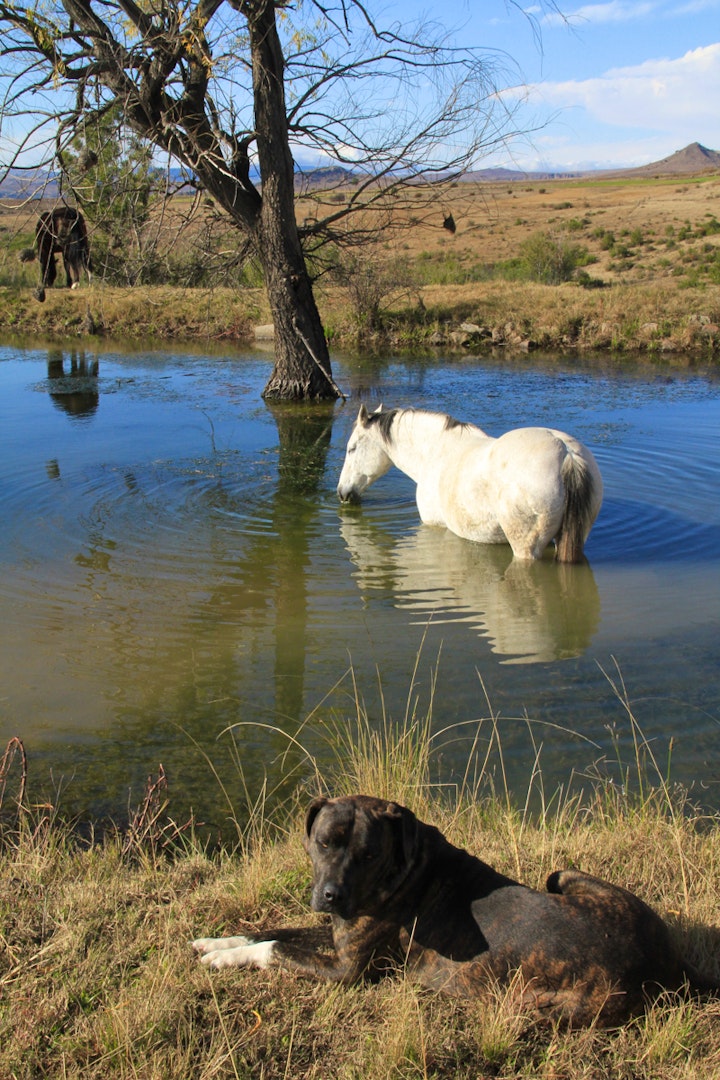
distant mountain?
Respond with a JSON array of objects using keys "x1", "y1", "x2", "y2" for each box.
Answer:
[
  {"x1": 3, "y1": 143, "x2": 718, "y2": 199},
  {"x1": 295, "y1": 165, "x2": 355, "y2": 190},
  {"x1": 463, "y1": 166, "x2": 585, "y2": 182},
  {"x1": 599, "y1": 142, "x2": 720, "y2": 179},
  {"x1": 466, "y1": 143, "x2": 720, "y2": 182},
  {"x1": 0, "y1": 169, "x2": 60, "y2": 198}
]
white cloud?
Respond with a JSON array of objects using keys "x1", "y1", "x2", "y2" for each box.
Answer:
[
  {"x1": 545, "y1": 0, "x2": 655, "y2": 25},
  {"x1": 669, "y1": 0, "x2": 720, "y2": 12},
  {"x1": 531, "y1": 43, "x2": 720, "y2": 133}
]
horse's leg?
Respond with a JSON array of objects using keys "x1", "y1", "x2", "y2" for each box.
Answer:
[
  {"x1": 498, "y1": 509, "x2": 558, "y2": 561},
  {"x1": 45, "y1": 247, "x2": 58, "y2": 289},
  {"x1": 34, "y1": 236, "x2": 57, "y2": 302},
  {"x1": 63, "y1": 249, "x2": 74, "y2": 288},
  {"x1": 64, "y1": 219, "x2": 87, "y2": 289}
]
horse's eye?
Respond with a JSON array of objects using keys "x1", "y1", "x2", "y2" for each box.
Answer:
[{"x1": 347, "y1": 445, "x2": 356, "y2": 454}]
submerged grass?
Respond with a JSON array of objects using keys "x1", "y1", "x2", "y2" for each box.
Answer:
[{"x1": 1, "y1": 666, "x2": 719, "y2": 1079}]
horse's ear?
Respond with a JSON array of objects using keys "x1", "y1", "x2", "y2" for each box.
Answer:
[
  {"x1": 357, "y1": 403, "x2": 369, "y2": 424},
  {"x1": 374, "y1": 403, "x2": 383, "y2": 413},
  {"x1": 303, "y1": 797, "x2": 328, "y2": 850}
]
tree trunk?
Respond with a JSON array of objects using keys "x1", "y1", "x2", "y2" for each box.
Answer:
[{"x1": 248, "y1": 3, "x2": 339, "y2": 402}]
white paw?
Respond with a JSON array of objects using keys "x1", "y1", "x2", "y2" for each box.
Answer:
[
  {"x1": 192, "y1": 935, "x2": 255, "y2": 955},
  {"x1": 71, "y1": 282, "x2": 80, "y2": 290},
  {"x1": 197, "y1": 940, "x2": 278, "y2": 971}
]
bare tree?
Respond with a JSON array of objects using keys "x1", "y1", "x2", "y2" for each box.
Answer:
[{"x1": 0, "y1": 0, "x2": 519, "y2": 400}]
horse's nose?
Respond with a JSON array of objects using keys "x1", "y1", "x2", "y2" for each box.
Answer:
[{"x1": 337, "y1": 483, "x2": 359, "y2": 504}]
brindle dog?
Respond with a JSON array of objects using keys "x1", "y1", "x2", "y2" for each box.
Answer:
[{"x1": 192, "y1": 795, "x2": 716, "y2": 1026}]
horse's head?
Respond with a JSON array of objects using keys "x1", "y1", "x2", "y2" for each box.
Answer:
[{"x1": 337, "y1": 404, "x2": 393, "y2": 503}]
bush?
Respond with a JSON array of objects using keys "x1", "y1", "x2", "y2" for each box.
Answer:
[
  {"x1": 517, "y1": 231, "x2": 589, "y2": 285},
  {"x1": 333, "y1": 250, "x2": 417, "y2": 333}
]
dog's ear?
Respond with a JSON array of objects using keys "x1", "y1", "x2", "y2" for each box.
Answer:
[
  {"x1": 303, "y1": 797, "x2": 328, "y2": 850},
  {"x1": 384, "y1": 802, "x2": 420, "y2": 866}
]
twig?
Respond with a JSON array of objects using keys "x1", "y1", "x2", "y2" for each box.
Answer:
[{"x1": 292, "y1": 318, "x2": 347, "y2": 400}]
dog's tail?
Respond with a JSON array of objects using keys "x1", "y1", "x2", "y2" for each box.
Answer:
[{"x1": 547, "y1": 870, "x2": 719, "y2": 999}]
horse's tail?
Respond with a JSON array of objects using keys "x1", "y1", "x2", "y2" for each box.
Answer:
[{"x1": 555, "y1": 451, "x2": 598, "y2": 563}]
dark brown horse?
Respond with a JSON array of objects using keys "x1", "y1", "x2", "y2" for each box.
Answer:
[{"x1": 21, "y1": 207, "x2": 91, "y2": 302}]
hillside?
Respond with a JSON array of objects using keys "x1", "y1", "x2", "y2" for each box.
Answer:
[
  {"x1": 3, "y1": 144, "x2": 720, "y2": 357},
  {"x1": 2, "y1": 143, "x2": 719, "y2": 200},
  {"x1": 600, "y1": 142, "x2": 720, "y2": 179}
]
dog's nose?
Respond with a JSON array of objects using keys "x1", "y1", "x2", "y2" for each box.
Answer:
[
  {"x1": 311, "y1": 878, "x2": 347, "y2": 913},
  {"x1": 323, "y1": 883, "x2": 342, "y2": 905}
]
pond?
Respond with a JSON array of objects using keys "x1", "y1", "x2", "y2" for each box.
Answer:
[{"x1": 1, "y1": 342, "x2": 719, "y2": 830}]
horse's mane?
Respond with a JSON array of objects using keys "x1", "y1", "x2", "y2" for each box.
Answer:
[
  {"x1": 368, "y1": 407, "x2": 475, "y2": 445},
  {"x1": 443, "y1": 414, "x2": 475, "y2": 434},
  {"x1": 366, "y1": 407, "x2": 400, "y2": 443}
]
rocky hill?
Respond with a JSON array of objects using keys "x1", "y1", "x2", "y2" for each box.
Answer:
[{"x1": 600, "y1": 142, "x2": 720, "y2": 178}]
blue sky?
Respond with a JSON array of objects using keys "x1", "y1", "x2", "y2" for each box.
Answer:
[{"x1": 383, "y1": 0, "x2": 720, "y2": 170}]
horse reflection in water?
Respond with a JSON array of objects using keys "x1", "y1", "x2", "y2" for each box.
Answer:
[
  {"x1": 47, "y1": 351, "x2": 99, "y2": 420},
  {"x1": 337, "y1": 405, "x2": 603, "y2": 563},
  {"x1": 340, "y1": 517, "x2": 600, "y2": 663}
]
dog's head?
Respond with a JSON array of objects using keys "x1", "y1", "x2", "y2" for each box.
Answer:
[{"x1": 303, "y1": 795, "x2": 421, "y2": 919}]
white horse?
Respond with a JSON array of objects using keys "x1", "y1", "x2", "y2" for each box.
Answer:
[{"x1": 337, "y1": 405, "x2": 603, "y2": 563}]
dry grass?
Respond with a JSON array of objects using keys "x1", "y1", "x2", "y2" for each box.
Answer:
[
  {"x1": 2, "y1": 673, "x2": 719, "y2": 1080},
  {"x1": 0, "y1": 282, "x2": 261, "y2": 344},
  {"x1": 2, "y1": 173, "x2": 720, "y2": 357},
  {"x1": 375, "y1": 172, "x2": 720, "y2": 285},
  {"x1": 2, "y1": 793, "x2": 719, "y2": 1079}
]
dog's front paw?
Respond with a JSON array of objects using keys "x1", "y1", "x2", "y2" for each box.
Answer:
[
  {"x1": 192, "y1": 936, "x2": 277, "y2": 971},
  {"x1": 192, "y1": 935, "x2": 255, "y2": 955}
]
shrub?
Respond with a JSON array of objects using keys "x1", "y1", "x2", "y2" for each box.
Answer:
[
  {"x1": 517, "y1": 231, "x2": 589, "y2": 284},
  {"x1": 332, "y1": 250, "x2": 417, "y2": 333}
]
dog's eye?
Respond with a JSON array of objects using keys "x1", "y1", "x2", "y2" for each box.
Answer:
[{"x1": 317, "y1": 840, "x2": 329, "y2": 849}]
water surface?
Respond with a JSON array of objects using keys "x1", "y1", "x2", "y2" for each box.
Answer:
[{"x1": 1, "y1": 344, "x2": 718, "y2": 827}]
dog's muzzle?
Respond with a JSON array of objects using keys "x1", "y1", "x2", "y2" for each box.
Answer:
[{"x1": 312, "y1": 880, "x2": 351, "y2": 916}]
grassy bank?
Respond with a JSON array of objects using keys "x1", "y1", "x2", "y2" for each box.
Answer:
[
  {"x1": 1, "y1": 277, "x2": 719, "y2": 362},
  {"x1": 2, "y1": 688, "x2": 719, "y2": 1080},
  {"x1": 0, "y1": 283, "x2": 260, "y2": 346},
  {"x1": 3, "y1": 172, "x2": 720, "y2": 359}
]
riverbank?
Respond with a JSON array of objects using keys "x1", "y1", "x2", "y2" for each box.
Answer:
[
  {"x1": 2, "y1": 713, "x2": 719, "y2": 1080},
  {"x1": 1, "y1": 278, "x2": 719, "y2": 361}
]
